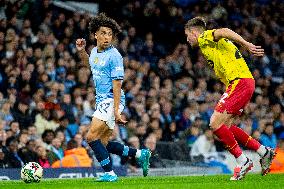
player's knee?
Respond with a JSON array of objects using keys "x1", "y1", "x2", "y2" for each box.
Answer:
[
  {"x1": 209, "y1": 122, "x2": 219, "y2": 131},
  {"x1": 209, "y1": 118, "x2": 216, "y2": 130},
  {"x1": 101, "y1": 131, "x2": 112, "y2": 146},
  {"x1": 209, "y1": 115, "x2": 222, "y2": 130},
  {"x1": 86, "y1": 120, "x2": 108, "y2": 143},
  {"x1": 86, "y1": 132, "x2": 99, "y2": 143},
  {"x1": 101, "y1": 137, "x2": 109, "y2": 146},
  {"x1": 86, "y1": 128, "x2": 101, "y2": 143},
  {"x1": 226, "y1": 120, "x2": 234, "y2": 128},
  {"x1": 210, "y1": 111, "x2": 234, "y2": 130}
]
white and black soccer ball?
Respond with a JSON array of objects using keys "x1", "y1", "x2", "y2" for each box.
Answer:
[{"x1": 21, "y1": 162, "x2": 43, "y2": 183}]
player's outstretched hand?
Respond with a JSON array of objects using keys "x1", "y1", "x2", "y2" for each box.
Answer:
[
  {"x1": 244, "y1": 42, "x2": 264, "y2": 57},
  {"x1": 115, "y1": 112, "x2": 127, "y2": 125},
  {"x1": 76, "y1": 38, "x2": 86, "y2": 52}
]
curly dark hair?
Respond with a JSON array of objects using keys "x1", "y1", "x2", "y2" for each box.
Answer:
[{"x1": 88, "y1": 13, "x2": 121, "y2": 35}]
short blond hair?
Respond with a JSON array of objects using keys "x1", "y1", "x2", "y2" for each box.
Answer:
[{"x1": 185, "y1": 17, "x2": 206, "y2": 30}]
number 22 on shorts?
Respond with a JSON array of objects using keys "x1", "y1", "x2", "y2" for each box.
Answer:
[
  {"x1": 98, "y1": 102, "x2": 110, "y2": 113},
  {"x1": 219, "y1": 93, "x2": 229, "y2": 104}
]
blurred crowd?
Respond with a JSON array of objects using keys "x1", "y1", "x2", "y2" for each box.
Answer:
[{"x1": 0, "y1": 0, "x2": 283, "y2": 172}]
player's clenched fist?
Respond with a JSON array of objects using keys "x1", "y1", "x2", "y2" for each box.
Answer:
[{"x1": 76, "y1": 38, "x2": 86, "y2": 52}]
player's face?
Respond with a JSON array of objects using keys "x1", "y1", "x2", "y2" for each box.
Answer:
[
  {"x1": 95, "y1": 27, "x2": 113, "y2": 51},
  {"x1": 185, "y1": 29, "x2": 198, "y2": 48}
]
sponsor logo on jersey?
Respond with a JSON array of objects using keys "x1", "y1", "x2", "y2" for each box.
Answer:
[
  {"x1": 115, "y1": 66, "x2": 123, "y2": 71},
  {"x1": 94, "y1": 57, "x2": 106, "y2": 66},
  {"x1": 94, "y1": 57, "x2": 99, "y2": 64},
  {"x1": 92, "y1": 69, "x2": 106, "y2": 79}
]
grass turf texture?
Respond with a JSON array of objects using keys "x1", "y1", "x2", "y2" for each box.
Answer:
[{"x1": 0, "y1": 174, "x2": 283, "y2": 189}]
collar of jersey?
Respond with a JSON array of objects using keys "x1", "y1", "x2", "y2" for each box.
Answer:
[{"x1": 97, "y1": 45, "x2": 113, "y2": 53}]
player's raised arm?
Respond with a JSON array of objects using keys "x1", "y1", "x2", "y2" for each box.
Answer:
[
  {"x1": 76, "y1": 38, "x2": 90, "y2": 67},
  {"x1": 213, "y1": 28, "x2": 264, "y2": 57}
]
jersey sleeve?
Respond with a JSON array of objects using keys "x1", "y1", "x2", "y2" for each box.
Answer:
[
  {"x1": 110, "y1": 52, "x2": 124, "y2": 80},
  {"x1": 198, "y1": 29, "x2": 217, "y2": 46}
]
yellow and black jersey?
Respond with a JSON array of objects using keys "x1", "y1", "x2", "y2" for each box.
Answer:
[{"x1": 198, "y1": 29, "x2": 253, "y2": 86}]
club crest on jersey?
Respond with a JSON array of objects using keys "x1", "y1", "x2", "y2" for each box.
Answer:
[
  {"x1": 207, "y1": 60, "x2": 214, "y2": 68},
  {"x1": 94, "y1": 57, "x2": 106, "y2": 66}
]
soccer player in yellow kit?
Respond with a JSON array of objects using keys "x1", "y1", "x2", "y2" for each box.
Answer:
[{"x1": 184, "y1": 17, "x2": 276, "y2": 180}]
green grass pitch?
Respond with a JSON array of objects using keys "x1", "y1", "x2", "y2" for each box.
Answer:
[{"x1": 0, "y1": 174, "x2": 283, "y2": 189}]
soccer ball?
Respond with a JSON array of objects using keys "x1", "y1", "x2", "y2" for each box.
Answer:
[{"x1": 21, "y1": 162, "x2": 43, "y2": 183}]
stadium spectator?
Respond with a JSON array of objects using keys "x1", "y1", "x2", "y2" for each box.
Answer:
[
  {"x1": 78, "y1": 119, "x2": 90, "y2": 144},
  {"x1": 176, "y1": 107, "x2": 192, "y2": 132},
  {"x1": 18, "y1": 131, "x2": 29, "y2": 149},
  {"x1": 128, "y1": 136, "x2": 140, "y2": 151},
  {"x1": 36, "y1": 145, "x2": 51, "y2": 168},
  {"x1": 260, "y1": 123, "x2": 277, "y2": 148},
  {"x1": 55, "y1": 129, "x2": 67, "y2": 146},
  {"x1": 52, "y1": 139, "x2": 92, "y2": 168},
  {"x1": 9, "y1": 121, "x2": 20, "y2": 137},
  {"x1": 144, "y1": 135, "x2": 165, "y2": 168},
  {"x1": 274, "y1": 112, "x2": 284, "y2": 138},
  {"x1": 0, "y1": 147, "x2": 10, "y2": 168},
  {"x1": 74, "y1": 133, "x2": 87, "y2": 148},
  {"x1": 27, "y1": 125, "x2": 39, "y2": 141},
  {"x1": 184, "y1": 125, "x2": 200, "y2": 146},
  {"x1": 162, "y1": 122, "x2": 178, "y2": 142},
  {"x1": 11, "y1": 100, "x2": 33, "y2": 130},
  {"x1": 18, "y1": 139, "x2": 38, "y2": 164},
  {"x1": 41, "y1": 129, "x2": 55, "y2": 148},
  {"x1": 0, "y1": 119, "x2": 5, "y2": 132},
  {"x1": 60, "y1": 93, "x2": 76, "y2": 123},
  {"x1": 48, "y1": 137, "x2": 64, "y2": 164},
  {"x1": 5, "y1": 137, "x2": 24, "y2": 168},
  {"x1": 34, "y1": 109, "x2": 59, "y2": 135},
  {"x1": 0, "y1": 100, "x2": 14, "y2": 125},
  {"x1": 252, "y1": 129, "x2": 262, "y2": 142},
  {"x1": 0, "y1": 129, "x2": 7, "y2": 151},
  {"x1": 126, "y1": 136, "x2": 141, "y2": 173},
  {"x1": 190, "y1": 128, "x2": 217, "y2": 161}
]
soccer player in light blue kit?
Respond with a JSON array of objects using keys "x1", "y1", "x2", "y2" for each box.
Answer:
[{"x1": 76, "y1": 13, "x2": 151, "y2": 182}]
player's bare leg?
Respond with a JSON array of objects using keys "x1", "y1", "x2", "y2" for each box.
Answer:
[
  {"x1": 100, "y1": 127, "x2": 113, "y2": 146},
  {"x1": 86, "y1": 117, "x2": 110, "y2": 143},
  {"x1": 210, "y1": 111, "x2": 253, "y2": 180}
]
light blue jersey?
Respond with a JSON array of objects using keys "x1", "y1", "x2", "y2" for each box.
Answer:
[{"x1": 89, "y1": 45, "x2": 125, "y2": 106}]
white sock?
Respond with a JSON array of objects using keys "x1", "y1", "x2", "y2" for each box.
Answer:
[
  {"x1": 257, "y1": 145, "x2": 267, "y2": 157},
  {"x1": 106, "y1": 170, "x2": 116, "y2": 176},
  {"x1": 236, "y1": 153, "x2": 247, "y2": 165},
  {"x1": 135, "y1": 149, "x2": 141, "y2": 159}
]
